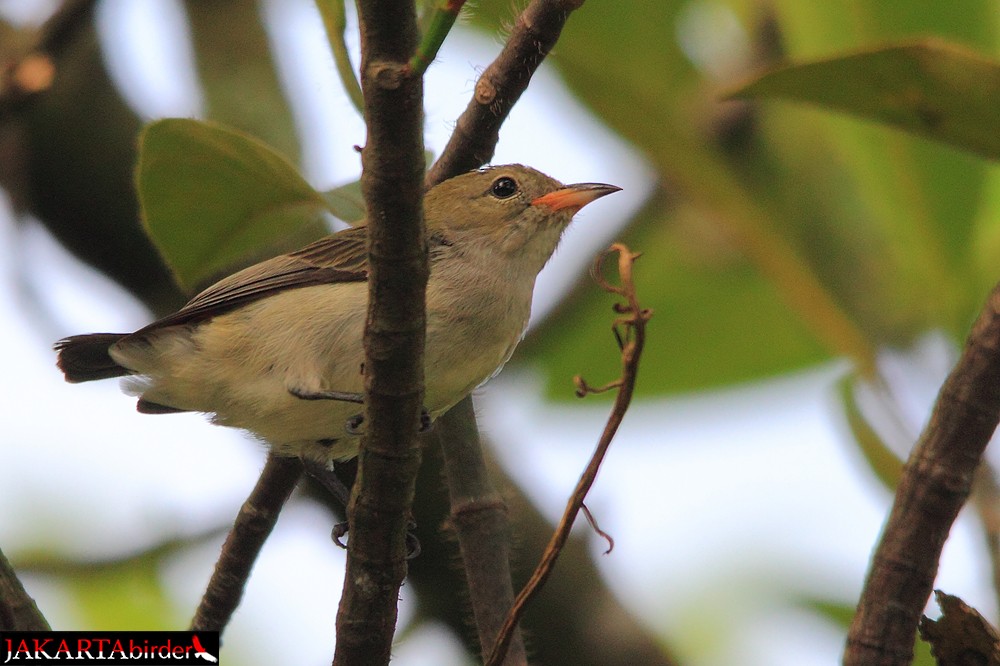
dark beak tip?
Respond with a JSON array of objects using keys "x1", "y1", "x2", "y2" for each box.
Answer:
[{"x1": 571, "y1": 182, "x2": 622, "y2": 195}]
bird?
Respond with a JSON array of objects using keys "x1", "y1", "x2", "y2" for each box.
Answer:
[{"x1": 55, "y1": 164, "x2": 620, "y2": 465}]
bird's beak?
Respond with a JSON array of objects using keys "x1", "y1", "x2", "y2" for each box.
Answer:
[{"x1": 531, "y1": 183, "x2": 622, "y2": 213}]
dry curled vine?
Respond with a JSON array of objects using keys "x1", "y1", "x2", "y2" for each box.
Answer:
[{"x1": 485, "y1": 243, "x2": 651, "y2": 666}]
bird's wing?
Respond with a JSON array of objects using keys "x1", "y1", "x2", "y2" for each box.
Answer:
[{"x1": 133, "y1": 226, "x2": 369, "y2": 333}]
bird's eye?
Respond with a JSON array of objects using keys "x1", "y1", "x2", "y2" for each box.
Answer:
[{"x1": 490, "y1": 176, "x2": 519, "y2": 199}]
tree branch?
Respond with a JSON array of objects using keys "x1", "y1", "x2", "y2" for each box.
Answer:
[
  {"x1": 435, "y1": 397, "x2": 528, "y2": 666},
  {"x1": 844, "y1": 281, "x2": 1000, "y2": 665},
  {"x1": 332, "y1": 1, "x2": 426, "y2": 663},
  {"x1": 425, "y1": 0, "x2": 585, "y2": 188},
  {"x1": 0, "y1": 546, "x2": 49, "y2": 630},
  {"x1": 190, "y1": 454, "x2": 302, "y2": 632}
]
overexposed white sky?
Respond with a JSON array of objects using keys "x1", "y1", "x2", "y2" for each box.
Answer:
[{"x1": 2, "y1": 2, "x2": 996, "y2": 665}]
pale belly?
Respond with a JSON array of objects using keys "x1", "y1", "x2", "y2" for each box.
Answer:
[{"x1": 112, "y1": 279, "x2": 529, "y2": 463}]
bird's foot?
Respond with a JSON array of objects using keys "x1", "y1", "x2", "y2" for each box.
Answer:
[
  {"x1": 343, "y1": 407, "x2": 432, "y2": 436},
  {"x1": 330, "y1": 520, "x2": 421, "y2": 559}
]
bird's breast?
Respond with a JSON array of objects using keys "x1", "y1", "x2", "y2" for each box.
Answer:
[{"x1": 422, "y1": 260, "x2": 534, "y2": 413}]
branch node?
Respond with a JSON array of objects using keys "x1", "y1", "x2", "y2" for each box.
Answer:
[
  {"x1": 367, "y1": 61, "x2": 408, "y2": 90},
  {"x1": 574, "y1": 375, "x2": 623, "y2": 397},
  {"x1": 475, "y1": 76, "x2": 497, "y2": 105}
]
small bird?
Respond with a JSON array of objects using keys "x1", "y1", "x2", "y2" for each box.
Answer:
[{"x1": 55, "y1": 165, "x2": 620, "y2": 464}]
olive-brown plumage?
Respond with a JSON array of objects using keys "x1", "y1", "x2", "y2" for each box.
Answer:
[{"x1": 55, "y1": 164, "x2": 620, "y2": 463}]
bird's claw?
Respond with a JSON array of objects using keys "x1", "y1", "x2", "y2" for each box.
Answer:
[
  {"x1": 332, "y1": 521, "x2": 349, "y2": 549},
  {"x1": 345, "y1": 413, "x2": 365, "y2": 436},
  {"x1": 329, "y1": 520, "x2": 421, "y2": 559},
  {"x1": 405, "y1": 520, "x2": 421, "y2": 559},
  {"x1": 343, "y1": 407, "x2": 431, "y2": 436}
]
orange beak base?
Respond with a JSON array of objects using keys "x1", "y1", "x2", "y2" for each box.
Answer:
[{"x1": 531, "y1": 182, "x2": 622, "y2": 213}]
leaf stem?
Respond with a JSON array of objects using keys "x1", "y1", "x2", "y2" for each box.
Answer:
[
  {"x1": 407, "y1": 0, "x2": 466, "y2": 76},
  {"x1": 315, "y1": 0, "x2": 365, "y2": 117}
]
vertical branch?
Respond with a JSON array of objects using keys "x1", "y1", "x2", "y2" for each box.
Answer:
[
  {"x1": 844, "y1": 282, "x2": 1000, "y2": 666},
  {"x1": 436, "y1": 397, "x2": 528, "y2": 665},
  {"x1": 333, "y1": 1, "x2": 426, "y2": 664},
  {"x1": 190, "y1": 454, "x2": 302, "y2": 632}
]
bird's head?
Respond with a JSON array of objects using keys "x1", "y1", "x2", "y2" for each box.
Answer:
[{"x1": 425, "y1": 164, "x2": 620, "y2": 267}]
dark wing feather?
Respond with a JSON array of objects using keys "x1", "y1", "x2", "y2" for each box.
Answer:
[{"x1": 133, "y1": 226, "x2": 369, "y2": 334}]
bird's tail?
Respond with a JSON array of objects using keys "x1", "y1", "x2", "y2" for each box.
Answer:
[{"x1": 54, "y1": 333, "x2": 129, "y2": 383}]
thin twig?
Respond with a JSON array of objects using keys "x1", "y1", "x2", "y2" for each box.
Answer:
[
  {"x1": 844, "y1": 281, "x2": 1000, "y2": 665},
  {"x1": 485, "y1": 244, "x2": 651, "y2": 666},
  {"x1": 0, "y1": 546, "x2": 49, "y2": 630},
  {"x1": 332, "y1": 0, "x2": 426, "y2": 662},
  {"x1": 315, "y1": 0, "x2": 365, "y2": 117},
  {"x1": 424, "y1": 0, "x2": 586, "y2": 188},
  {"x1": 190, "y1": 454, "x2": 302, "y2": 632}
]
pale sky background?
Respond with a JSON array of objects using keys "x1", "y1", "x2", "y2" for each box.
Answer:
[{"x1": 1, "y1": 1, "x2": 997, "y2": 665}]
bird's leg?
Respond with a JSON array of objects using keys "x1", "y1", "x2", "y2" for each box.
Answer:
[
  {"x1": 301, "y1": 458, "x2": 353, "y2": 549},
  {"x1": 289, "y1": 386, "x2": 364, "y2": 403},
  {"x1": 301, "y1": 457, "x2": 421, "y2": 558},
  {"x1": 288, "y1": 386, "x2": 368, "y2": 436},
  {"x1": 289, "y1": 386, "x2": 432, "y2": 434}
]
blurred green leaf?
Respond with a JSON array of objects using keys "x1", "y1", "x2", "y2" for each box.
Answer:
[
  {"x1": 837, "y1": 374, "x2": 904, "y2": 491},
  {"x1": 521, "y1": 189, "x2": 830, "y2": 397},
  {"x1": 728, "y1": 39, "x2": 1000, "y2": 160},
  {"x1": 491, "y1": 2, "x2": 1000, "y2": 395},
  {"x1": 65, "y1": 558, "x2": 181, "y2": 630},
  {"x1": 803, "y1": 598, "x2": 855, "y2": 629},
  {"x1": 754, "y1": 6, "x2": 996, "y2": 339},
  {"x1": 184, "y1": 0, "x2": 301, "y2": 162},
  {"x1": 137, "y1": 118, "x2": 328, "y2": 292},
  {"x1": 322, "y1": 180, "x2": 366, "y2": 225}
]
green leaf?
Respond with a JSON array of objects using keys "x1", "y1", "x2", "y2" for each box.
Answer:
[
  {"x1": 322, "y1": 180, "x2": 366, "y2": 225},
  {"x1": 467, "y1": 5, "x2": 1000, "y2": 394},
  {"x1": 65, "y1": 557, "x2": 181, "y2": 630},
  {"x1": 520, "y1": 189, "x2": 830, "y2": 397},
  {"x1": 728, "y1": 39, "x2": 1000, "y2": 160},
  {"x1": 837, "y1": 374, "x2": 904, "y2": 491},
  {"x1": 137, "y1": 118, "x2": 328, "y2": 292}
]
